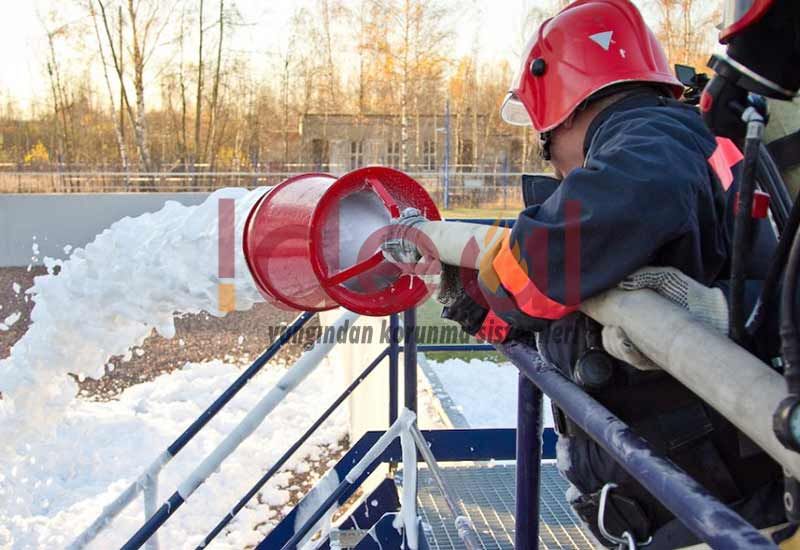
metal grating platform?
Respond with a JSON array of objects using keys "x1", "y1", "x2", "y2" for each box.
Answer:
[{"x1": 416, "y1": 463, "x2": 596, "y2": 550}]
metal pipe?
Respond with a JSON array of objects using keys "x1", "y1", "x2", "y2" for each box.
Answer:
[
  {"x1": 143, "y1": 477, "x2": 159, "y2": 550},
  {"x1": 499, "y1": 341, "x2": 777, "y2": 549},
  {"x1": 198, "y1": 347, "x2": 390, "y2": 548},
  {"x1": 409, "y1": 424, "x2": 482, "y2": 550},
  {"x1": 121, "y1": 310, "x2": 358, "y2": 550},
  {"x1": 404, "y1": 308, "x2": 418, "y2": 413},
  {"x1": 515, "y1": 373, "x2": 541, "y2": 550},
  {"x1": 581, "y1": 288, "x2": 800, "y2": 480},
  {"x1": 68, "y1": 311, "x2": 315, "y2": 550},
  {"x1": 389, "y1": 314, "x2": 400, "y2": 424}
]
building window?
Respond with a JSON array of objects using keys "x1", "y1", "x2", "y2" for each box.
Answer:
[
  {"x1": 312, "y1": 139, "x2": 329, "y2": 169},
  {"x1": 386, "y1": 141, "x2": 400, "y2": 168},
  {"x1": 350, "y1": 140, "x2": 364, "y2": 170},
  {"x1": 423, "y1": 140, "x2": 436, "y2": 171},
  {"x1": 459, "y1": 140, "x2": 474, "y2": 172}
]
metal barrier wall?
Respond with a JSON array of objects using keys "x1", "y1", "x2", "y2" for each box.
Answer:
[{"x1": 0, "y1": 171, "x2": 526, "y2": 211}]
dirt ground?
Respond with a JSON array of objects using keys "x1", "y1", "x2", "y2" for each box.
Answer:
[{"x1": 0, "y1": 266, "x2": 319, "y2": 398}]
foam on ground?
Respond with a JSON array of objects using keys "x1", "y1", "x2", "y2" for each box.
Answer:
[
  {"x1": 0, "y1": 188, "x2": 268, "y2": 452},
  {"x1": 0, "y1": 359, "x2": 347, "y2": 549}
]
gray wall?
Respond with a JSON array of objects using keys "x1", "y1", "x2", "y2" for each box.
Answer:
[{"x1": 0, "y1": 193, "x2": 210, "y2": 267}]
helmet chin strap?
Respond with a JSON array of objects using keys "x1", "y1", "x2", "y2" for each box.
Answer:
[{"x1": 540, "y1": 131, "x2": 553, "y2": 161}]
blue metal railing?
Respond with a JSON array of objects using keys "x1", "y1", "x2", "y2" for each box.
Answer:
[
  {"x1": 68, "y1": 311, "x2": 315, "y2": 550},
  {"x1": 198, "y1": 346, "x2": 390, "y2": 547},
  {"x1": 74, "y1": 214, "x2": 782, "y2": 549},
  {"x1": 501, "y1": 341, "x2": 778, "y2": 549}
]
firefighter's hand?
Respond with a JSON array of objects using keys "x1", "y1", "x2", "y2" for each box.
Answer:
[
  {"x1": 601, "y1": 326, "x2": 660, "y2": 371},
  {"x1": 439, "y1": 264, "x2": 536, "y2": 345},
  {"x1": 619, "y1": 266, "x2": 729, "y2": 335},
  {"x1": 440, "y1": 276, "x2": 490, "y2": 336}
]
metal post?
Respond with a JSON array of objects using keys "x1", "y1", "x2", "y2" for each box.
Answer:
[
  {"x1": 502, "y1": 155, "x2": 509, "y2": 211},
  {"x1": 389, "y1": 314, "x2": 400, "y2": 425},
  {"x1": 402, "y1": 308, "x2": 419, "y2": 546},
  {"x1": 404, "y1": 308, "x2": 417, "y2": 412},
  {"x1": 515, "y1": 372, "x2": 542, "y2": 550},
  {"x1": 143, "y1": 476, "x2": 159, "y2": 550},
  {"x1": 443, "y1": 100, "x2": 451, "y2": 210}
]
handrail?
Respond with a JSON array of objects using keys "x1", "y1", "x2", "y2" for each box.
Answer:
[
  {"x1": 67, "y1": 311, "x2": 315, "y2": 550},
  {"x1": 499, "y1": 340, "x2": 778, "y2": 549},
  {"x1": 198, "y1": 346, "x2": 391, "y2": 548},
  {"x1": 121, "y1": 310, "x2": 357, "y2": 549}
]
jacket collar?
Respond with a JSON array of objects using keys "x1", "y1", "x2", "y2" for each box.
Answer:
[{"x1": 582, "y1": 90, "x2": 673, "y2": 156}]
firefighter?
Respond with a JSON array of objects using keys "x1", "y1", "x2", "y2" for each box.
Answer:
[
  {"x1": 440, "y1": 0, "x2": 784, "y2": 546},
  {"x1": 701, "y1": 0, "x2": 800, "y2": 192}
]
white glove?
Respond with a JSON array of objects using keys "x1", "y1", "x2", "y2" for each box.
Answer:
[
  {"x1": 618, "y1": 266, "x2": 729, "y2": 335},
  {"x1": 601, "y1": 325, "x2": 660, "y2": 371}
]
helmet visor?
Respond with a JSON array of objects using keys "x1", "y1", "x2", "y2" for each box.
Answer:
[{"x1": 500, "y1": 92, "x2": 532, "y2": 126}]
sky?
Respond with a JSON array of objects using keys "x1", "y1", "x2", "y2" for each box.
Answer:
[
  {"x1": 0, "y1": 0, "x2": 539, "y2": 115},
  {"x1": 0, "y1": 1, "x2": 722, "y2": 117}
]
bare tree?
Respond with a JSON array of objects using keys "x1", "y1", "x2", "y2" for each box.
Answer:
[
  {"x1": 95, "y1": 0, "x2": 151, "y2": 170},
  {"x1": 125, "y1": 0, "x2": 155, "y2": 171},
  {"x1": 651, "y1": 0, "x2": 719, "y2": 69},
  {"x1": 39, "y1": 14, "x2": 72, "y2": 166},
  {"x1": 204, "y1": 0, "x2": 224, "y2": 167},
  {"x1": 89, "y1": 0, "x2": 129, "y2": 175},
  {"x1": 193, "y1": 0, "x2": 205, "y2": 167}
]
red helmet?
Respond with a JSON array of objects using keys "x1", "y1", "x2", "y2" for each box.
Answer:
[{"x1": 501, "y1": 0, "x2": 684, "y2": 132}]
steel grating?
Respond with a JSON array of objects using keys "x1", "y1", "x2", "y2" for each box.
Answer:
[{"x1": 415, "y1": 463, "x2": 596, "y2": 550}]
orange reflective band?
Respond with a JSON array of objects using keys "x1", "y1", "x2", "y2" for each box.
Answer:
[
  {"x1": 476, "y1": 310, "x2": 510, "y2": 343},
  {"x1": 492, "y1": 233, "x2": 576, "y2": 320},
  {"x1": 708, "y1": 137, "x2": 743, "y2": 191},
  {"x1": 492, "y1": 234, "x2": 530, "y2": 295}
]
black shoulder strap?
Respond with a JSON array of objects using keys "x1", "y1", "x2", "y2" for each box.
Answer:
[{"x1": 767, "y1": 129, "x2": 800, "y2": 172}]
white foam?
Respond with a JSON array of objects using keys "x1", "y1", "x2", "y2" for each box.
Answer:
[{"x1": 0, "y1": 187, "x2": 268, "y2": 453}]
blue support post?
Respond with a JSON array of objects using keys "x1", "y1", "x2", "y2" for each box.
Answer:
[
  {"x1": 404, "y1": 308, "x2": 417, "y2": 412},
  {"x1": 499, "y1": 341, "x2": 778, "y2": 549},
  {"x1": 515, "y1": 372, "x2": 542, "y2": 550},
  {"x1": 389, "y1": 314, "x2": 400, "y2": 424}
]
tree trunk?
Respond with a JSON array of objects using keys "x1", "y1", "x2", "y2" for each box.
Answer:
[
  {"x1": 127, "y1": 0, "x2": 153, "y2": 176},
  {"x1": 90, "y1": 0, "x2": 128, "y2": 177},
  {"x1": 194, "y1": 0, "x2": 205, "y2": 169},
  {"x1": 204, "y1": 0, "x2": 224, "y2": 168}
]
